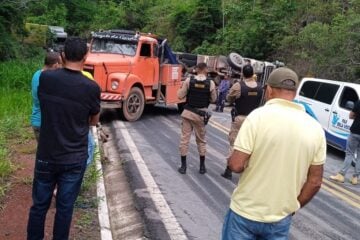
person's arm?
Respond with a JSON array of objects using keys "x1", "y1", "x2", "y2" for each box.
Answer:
[
  {"x1": 297, "y1": 164, "x2": 324, "y2": 208},
  {"x1": 349, "y1": 111, "x2": 356, "y2": 119},
  {"x1": 89, "y1": 83, "x2": 101, "y2": 126},
  {"x1": 31, "y1": 71, "x2": 41, "y2": 100},
  {"x1": 177, "y1": 78, "x2": 190, "y2": 100},
  {"x1": 89, "y1": 112, "x2": 100, "y2": 126},
  {"x1": 350, "y1": 101, "x2": 360, "y2": 119},
  {"x1": 210, "y1": 80, "x2": 217, "y2": 103},
  {"x1": 226, "y1": 82, "x2": 240, "y2": 104},
  {"x1": 228, "y1": 150, "x2": 251, "y2": 173}
]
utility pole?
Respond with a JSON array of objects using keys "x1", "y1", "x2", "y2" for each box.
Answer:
[{"x1": 222, "y1": 0, "x2": 225, "y2": 37}]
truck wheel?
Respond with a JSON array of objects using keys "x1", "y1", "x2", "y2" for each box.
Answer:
[
  {"x1": 122, "y1": 87, "x2": 144, "y2": 121},
  {"x1": 227, "y1": 52, "x2": 244, "y2": 71}
]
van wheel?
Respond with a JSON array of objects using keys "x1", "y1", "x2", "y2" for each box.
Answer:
[{"x1": 121, "y1": 87, "x2": 144, "y2": 121}]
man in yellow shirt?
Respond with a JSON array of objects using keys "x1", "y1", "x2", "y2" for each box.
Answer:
[{"x1": 222, "y1": 67, "x2": 326, "y2": 239}]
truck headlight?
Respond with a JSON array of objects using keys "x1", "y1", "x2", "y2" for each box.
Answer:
[{"x1": 111, "y1": 80, "x2": 119, "y2": 90}]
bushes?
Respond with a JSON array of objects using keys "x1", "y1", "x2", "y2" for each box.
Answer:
[
  {"x1": 0, "y1": 53, "x2": 43, "y2": 91},
  {"x1": 0, "y1": 55, "x2": 43, "y2": 196}
]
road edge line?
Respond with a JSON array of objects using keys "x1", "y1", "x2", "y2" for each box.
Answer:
[
  {"x1": 117, "y1": 121, "x2": 188, "y2": 240},
  {"x1": 323, "y1": 178, "x2": 360, "y2": 201},
  {"x1": 93, "y1": 126, "x2": 113, "y2": 240},
  {"x1": 321, "y1": 184, "x2": 360, "y2": 209}
]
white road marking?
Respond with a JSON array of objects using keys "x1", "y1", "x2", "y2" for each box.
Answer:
[
  {"x1": 93, "y1": 126, "x2": 113, "y2": 240},
  {"x1": 116, "y1": 121, "x2": 188, "y2": 240}
]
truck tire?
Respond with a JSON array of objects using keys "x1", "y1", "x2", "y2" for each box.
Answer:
[
  {"x1": 121, "y1": 87, "x2": 145, "y2": 121},
  {"x1": 227, "y1": 52, "x2": 244, "y2": 71}
]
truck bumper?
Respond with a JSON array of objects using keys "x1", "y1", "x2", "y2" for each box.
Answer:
[
  {"x1": 100, "y1": 92, "x2": 122, "y2": 109},
  {"x1": 101, "y1": 100, "x2": 122, "y2": 109}
]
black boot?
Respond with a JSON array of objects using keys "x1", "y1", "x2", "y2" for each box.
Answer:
[
  {"x1": 221, "y1": 166, "x2": 232, "y2": 180},
  {"x1": 178, "y1": 156, "x2": 187, "y2": 174},
  {"x1": 199, "y1": 156, "x2": 206, "y2": 174}
]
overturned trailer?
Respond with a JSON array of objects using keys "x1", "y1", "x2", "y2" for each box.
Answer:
[{"x1": 175, "y1": 51, "x2": 284, "y2": 86}]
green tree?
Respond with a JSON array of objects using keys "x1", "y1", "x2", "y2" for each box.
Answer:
[
  {"x1": 0, "y1": 0, "x2": 30, "y2": 60},
  {"x1": 27, "y1": 2, "x2": 67, "y2": 27},
  {"x1": 278, "y1": 1, "x2": 360, "y2": 81},
  {"x1": 90, "y1": 1, "x2": 127, "y2": 31}
]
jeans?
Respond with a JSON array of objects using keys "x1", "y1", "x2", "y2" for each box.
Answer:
[
  {"x1": 27, "y1": 159, "x2": 87, "y2": 240},
  {"x1": 87, "y1": 131, "x2": 96, "y2": 166},
  {"x1": 216, "y1": 92, "x2": 227, "y2": 111},
  {"x1": 340, "y1": 133, "x2": 360, "y2": 177},
  {"x1": 222, "y1": 209, "x2": 292, "y2": 240}
]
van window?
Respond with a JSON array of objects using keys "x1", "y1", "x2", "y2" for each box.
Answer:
[
  {"x1": 314, "y1": 83, "x2": 339, "y2": 104},
  {"x1": 140, "y1": 43, "x2": 151, "y2": 57},
  {"x1": 339, "y1": 87, "x2": 359, "y2": 109},
  {"x1": 299, "y1": 81, "x2": 321, "y2": 99}
]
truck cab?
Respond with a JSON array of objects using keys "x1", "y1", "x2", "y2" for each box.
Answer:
[{"x1": 84, "y1": 30, "x2": 183, "y2": 121}]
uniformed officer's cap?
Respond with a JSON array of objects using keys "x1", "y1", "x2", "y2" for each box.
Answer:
[{"x1": 267, "y1": 67, "x2": 299, "y2": 90}]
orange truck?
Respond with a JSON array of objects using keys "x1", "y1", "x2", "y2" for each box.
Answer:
[{"x1": 84, "y1": 29, "x2": 185, "y2": 121}]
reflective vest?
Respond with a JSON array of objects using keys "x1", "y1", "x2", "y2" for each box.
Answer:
[
  {"x1": 235, "y1": 81, "x2": 263, "y2": 116},
  {"x1": 186, "y1": 76, "x2": 211, "y2": 108}
]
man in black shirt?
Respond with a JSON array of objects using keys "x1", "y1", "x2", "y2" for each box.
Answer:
[
  {"x1": 27, "y1": 37, "x2": 101, "y2": 240},
  {"x1": 330, "y1": 100, "x2": 360, "y2": 185}
]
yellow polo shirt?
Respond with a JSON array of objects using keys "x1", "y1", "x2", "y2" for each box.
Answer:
[
  {"x1": 230, "y1": 98, "x2": 326, "y2": 222},
  {"x1": 82, "y1": 70, "x2": 94, "y2": 80}
]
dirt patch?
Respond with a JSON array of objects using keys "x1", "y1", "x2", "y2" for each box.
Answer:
[{"x1": 0, "y1": 134, "x2": 100, "y2": 240}]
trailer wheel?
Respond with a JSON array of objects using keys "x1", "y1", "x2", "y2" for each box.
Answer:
[
  {"x1": 227, "y1": 52, "x2": 244, "y2": 71},
  {"x1": 122, "y1": 87, "x2": 144, "y2": 121}
]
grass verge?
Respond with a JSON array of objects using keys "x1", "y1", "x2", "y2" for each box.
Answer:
[{"x1": 0, "y1": 55, "x2": 41, "y2": 199}]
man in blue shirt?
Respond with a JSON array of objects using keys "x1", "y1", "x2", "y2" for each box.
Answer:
[{"x1": 30, "y1": 52, "x2": 61, "y2": 141}]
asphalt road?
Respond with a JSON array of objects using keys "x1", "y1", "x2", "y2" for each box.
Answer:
[{"x1": 100, "y1": 105, "x2": 360, "y2": 240}]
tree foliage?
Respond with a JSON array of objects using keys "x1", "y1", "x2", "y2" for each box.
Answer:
[{"x1": 1, "y1": 0, "x2": 360, "y2": 81}]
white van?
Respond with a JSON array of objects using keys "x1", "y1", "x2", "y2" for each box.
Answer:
[{"x1": 295, "y1": 77, "x2": 360, "y2": 151}]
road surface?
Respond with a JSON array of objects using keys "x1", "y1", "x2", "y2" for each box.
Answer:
[{"x1": 100, "y1": 105, "x2": 360, "y2": 240}]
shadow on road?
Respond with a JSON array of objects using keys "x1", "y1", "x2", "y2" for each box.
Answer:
[
  {"x1": 327, "y1": 145, "x2": 345, "y2": 159},
  {"x1": 100, "y1": 105, "x2": 180, "y2": 124}
]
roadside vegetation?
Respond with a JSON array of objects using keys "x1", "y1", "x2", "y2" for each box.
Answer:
[
  {"x1": 1, "y1": 0, "x2": 360, "y2": 81},
  {"x1": 0, "y1": 54, "x2": 41, "y2": 198}
]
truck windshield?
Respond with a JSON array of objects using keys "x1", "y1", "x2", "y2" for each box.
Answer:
[{"x1": 91, "y1": 38, "x2": 137, "y2": 56}]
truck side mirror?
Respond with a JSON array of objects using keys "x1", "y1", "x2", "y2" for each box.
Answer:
[{"x1": 345, "y1": 100, "x2": 355, "y2": 110}]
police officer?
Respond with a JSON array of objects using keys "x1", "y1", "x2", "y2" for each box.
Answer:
[
  {"x1": 177, "y1": 62, "x2": 217, "y2": 174},
  {"x1": 221, "y1": 65, "x2": 263, "y2": 180}
]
